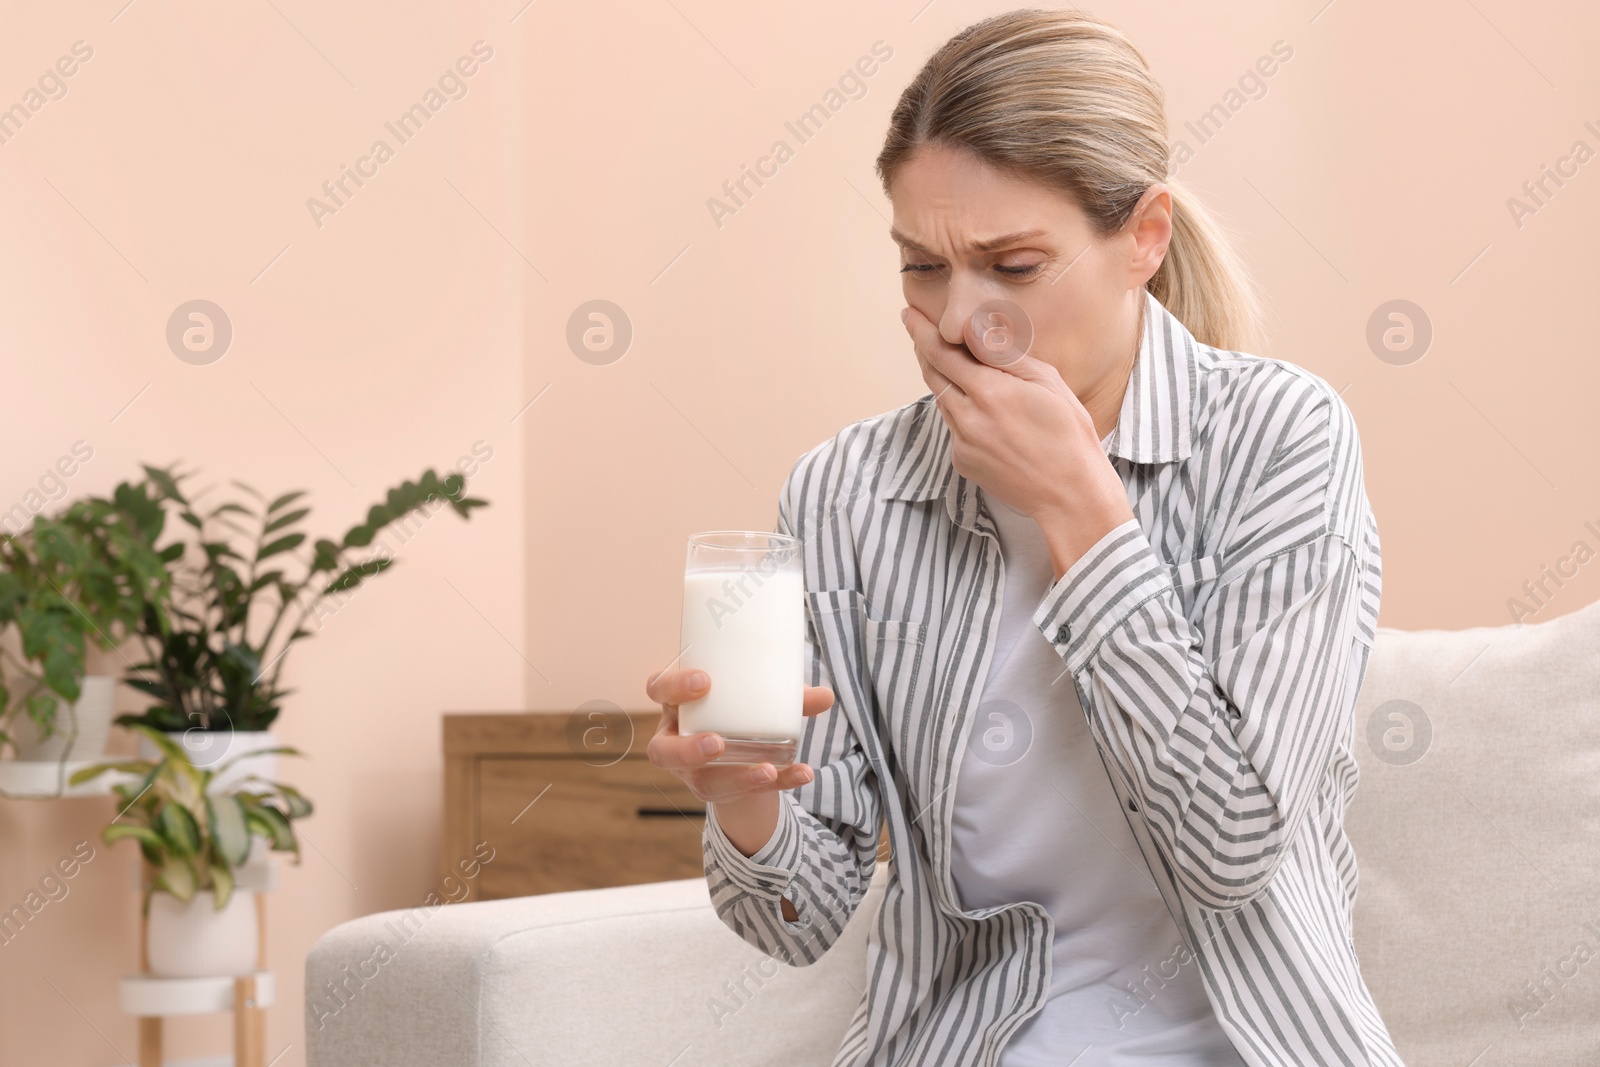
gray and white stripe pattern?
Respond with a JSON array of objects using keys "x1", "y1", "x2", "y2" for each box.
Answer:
[{"x1": 702, "y1": 291, "x2": 1404, "y2": 1066}]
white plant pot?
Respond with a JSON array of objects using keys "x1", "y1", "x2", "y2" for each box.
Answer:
[
  {"x1": 9, "y1": 675, "x2": 117, "y2": 762},
  {"x1": 146, "y1": 888, "x2": 259, "y2": 978},
  {"x1": 137, "y1": 730, "x2": 281, "y2": 793}
]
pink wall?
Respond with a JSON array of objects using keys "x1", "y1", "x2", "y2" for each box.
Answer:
[
  {"x1": 0, "y1": 2, "x2": 525, "y2": 1064},
  {"x1": 3, "y1": 0, "x2": 1597, "y2": 1064}
]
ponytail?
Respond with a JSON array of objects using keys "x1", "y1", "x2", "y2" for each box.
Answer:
[{"x1": 1151, "y1": 181, "x2": 1265, "y2": 353}]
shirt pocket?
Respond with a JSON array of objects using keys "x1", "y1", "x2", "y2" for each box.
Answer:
[{"x1": 806, "y1": 588, "x2": 929, "y2": 729}]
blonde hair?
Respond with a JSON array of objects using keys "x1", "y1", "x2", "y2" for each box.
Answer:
[{"x1": 875, "y1": 8, "x2": 1265, "y2": 354}]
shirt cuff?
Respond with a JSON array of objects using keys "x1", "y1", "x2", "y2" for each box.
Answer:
[
  {"x1": 702, "y1": 792, "x2": 805, "y2": 900},
  {"x1": 1032, "y1": 517, "x2": 1177, "y2": 676}
]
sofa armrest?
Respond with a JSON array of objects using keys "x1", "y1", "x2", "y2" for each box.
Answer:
[{"x1": 306, "y1": 862, "x2": 887, "y2": 1067}]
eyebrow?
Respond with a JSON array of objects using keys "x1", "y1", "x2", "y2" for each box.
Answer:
[{"x1": 889, "y1": 227, "x2": 1050, "y2": 255}]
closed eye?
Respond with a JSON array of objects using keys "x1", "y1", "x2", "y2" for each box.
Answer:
[{"x1": 899, "y1": 263, "x2": 1043, "y2": 278}]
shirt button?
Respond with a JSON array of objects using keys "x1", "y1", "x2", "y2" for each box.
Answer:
[{"x1": 1054, "y1": 622, "x2": 1070, "y2": 643}]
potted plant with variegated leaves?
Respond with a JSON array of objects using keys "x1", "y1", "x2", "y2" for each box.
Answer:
[{"x1": 71, "y1": 724, "x2": 311, "y2": 978}]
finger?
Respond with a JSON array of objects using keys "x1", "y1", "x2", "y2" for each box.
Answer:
[
  {"x1": 690, "y1": 761, "x2": 815, "y2": 802},
  {"x1": 920, "y1": 349, "x2": 957, "y2": 407},
  {"x1": 987, "y1": 352, "x2": 1070, "y2": 395},
  {"x1": 687, "y1": 761, "x2": 777, "y2": 801},
  {"x1": 988, "y1": 351, "x2": 1051, "y2": 382},
  {"x1": 993, "y1": 354, "x2": 1087, "y2": 415},
  {"x1": 648, "y1": 727, "x2": 725, "y2": 771},
  {"x1": 802, "y1": 685, "x2": 835, "y2": 717},
  {"x1": 900, "y1": 307, "x2": 964, "y2": 406},
  {"x1": 646, "y1": 667, "x2": 710, "y2": 708},
  {"x1": 904, "y1": 305, "x2": 983, "y2": 398},
  {"x1": 772, "y1": 761, "x2": 815, "y2": 789}
]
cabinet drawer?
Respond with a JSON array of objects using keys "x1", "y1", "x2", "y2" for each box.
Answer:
[{"x1": 475, "y1": 756, "x2": 707, "y2": 898}]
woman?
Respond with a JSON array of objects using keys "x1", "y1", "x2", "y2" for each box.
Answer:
[{"x1": 646, "y1": 9, "x2": 1403, "y2": 1066}]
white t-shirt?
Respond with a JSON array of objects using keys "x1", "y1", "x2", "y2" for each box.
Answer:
[{"x1": 948, "y1": 485, "x2": 1244, "y2": 1066}]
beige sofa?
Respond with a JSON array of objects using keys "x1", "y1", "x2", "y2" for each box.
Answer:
[{"x1": 306, "y1": 598, "x2": 1600, "y2": 1066}]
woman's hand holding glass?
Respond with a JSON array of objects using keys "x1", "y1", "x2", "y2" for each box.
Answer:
[{"x1": 645, "y1": 667, "x2": 833, "y2": 858}]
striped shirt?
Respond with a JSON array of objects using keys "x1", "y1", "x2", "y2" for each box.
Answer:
[{"x1": 702, "y1": 290, "x2": 1405, "y2": 1066}]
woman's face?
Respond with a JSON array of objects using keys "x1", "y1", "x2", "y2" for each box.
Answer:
[{"x1": 888, "y1": 141, "x2": 1171, "y2": 403}]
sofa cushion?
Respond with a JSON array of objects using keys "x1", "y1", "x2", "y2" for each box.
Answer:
[
  {"x1": 1347, "y1": 596, "x2": 1600, "y2": 1067},
  {"x1": 306, "y1": 862, "x2": 886, "y2": 1066}
]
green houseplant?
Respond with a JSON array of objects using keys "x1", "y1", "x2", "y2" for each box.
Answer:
[
  {"x1": 0, "y1": 479, "x2": 172, "y2": 757},
  {"x1": 119, "y1": 463, "x2": 487, "y2": 737},
  {"x1": 71, "y1": 725, "x2": 311, "y2": 977}
]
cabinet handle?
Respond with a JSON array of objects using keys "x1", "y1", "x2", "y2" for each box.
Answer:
[{"x1": 636, "y1": 805, "x2": 706, "y2": 819}]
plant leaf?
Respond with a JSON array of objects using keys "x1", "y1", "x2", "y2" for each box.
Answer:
[
  {"x1": 142, "y1": 465, "x2": 186, "y2": 503},
  {"x1": 210, "y1": 747, "x2": 303, "y2": 781},
  {"x1": 207, "y1": 794, "x2": 252, "y2": 867},
  {"x1": 103, "y1": 824, "x2": 166, "y2": 853},
  {"x1": 266, "y1": 490, "x2": 306, "y2": 514},
  {"x1": 123, "y1": 677, "x2": 170, "y2": 699},
  {"x1": 248, "y1": 569, "x2": 285, "y2": 594},
  {"x1": 323, "y1": 558, "x2": 392, "y2": 595},
  {"x1": 156, "y1": 855, "x2": 197, "y2": 902},
  {"x1": 157, "y1": 802, "x2": 202, "y2": 856},
  {"x1": 274, "y1": 782, "x2": 314, "y2": 819},
  {"x1": 256, "y1": 533, "x2": 306, "y2": 561},
  {"x1": 262, "y1": 507, "x2": 310, "y2": 535},
  {"x1": 209, "y1": 862, "x2": 234, "y2": 910},
  {"x1": 70, "y1": 760, "x2": 153, "y2": 785},
  {"x1": 243, "y1": 802, "x2": 296, "y2": 851},
  {"x1": 341, "y1": 523, "x2": 376, "y2": 549},
  {"x1": 310, "y1": 538, "x2": 342, "y2": 572},
  {"x1": 128, "y1": 724, "x2": 188, "y2": 764}
]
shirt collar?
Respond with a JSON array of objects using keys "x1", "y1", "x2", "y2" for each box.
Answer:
[{"x1": 879, "y1": 289, "x2": 1198, "y2": 507}]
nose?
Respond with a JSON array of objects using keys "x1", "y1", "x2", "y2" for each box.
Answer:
[{"x1": 938, "y1": 276, "x2": 987, "y2": 350}]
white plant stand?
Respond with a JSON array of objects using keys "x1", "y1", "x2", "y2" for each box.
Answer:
[
  {"x1": 0, "y1": 758, "x2": 135, "y2": 798},
  {"x1": 122, "y1": 860, "x2": 278, "y2": 1067}
]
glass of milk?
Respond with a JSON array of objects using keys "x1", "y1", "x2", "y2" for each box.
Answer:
[{"x1": 678, "y1": 530, "x2": 804, "y2": 766}]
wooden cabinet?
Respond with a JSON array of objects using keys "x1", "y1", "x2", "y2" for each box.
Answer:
[
  {"x1": 444, "y1": 710, "x2": 890, "y2": 900},
  {"x1": 444, "y1": 711, "x2": 707, "y2": 900}
]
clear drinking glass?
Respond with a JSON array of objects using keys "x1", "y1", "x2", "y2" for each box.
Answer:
[{"x1": 678, "y1": 530, "x2": 804, "y2": 766}]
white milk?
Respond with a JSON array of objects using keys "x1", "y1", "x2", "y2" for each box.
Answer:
[{"x1": 678, "y1": 567, "x2": 804, "y2": 740}]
